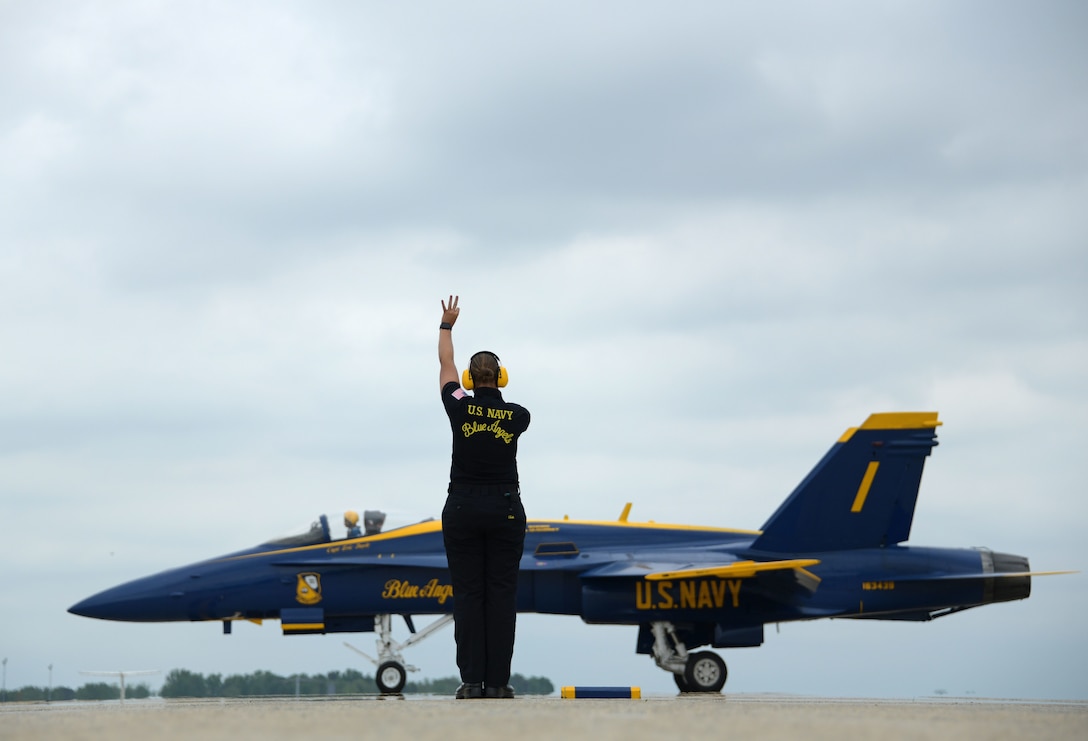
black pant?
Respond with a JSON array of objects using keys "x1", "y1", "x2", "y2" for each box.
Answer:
[{"x1": 442, "y1": 486, "x2": 526, "y2": 687}]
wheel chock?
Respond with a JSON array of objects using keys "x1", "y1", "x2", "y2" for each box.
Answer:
[{"x1": 560, "y1": 686, "x2": 641, "y2": 699}]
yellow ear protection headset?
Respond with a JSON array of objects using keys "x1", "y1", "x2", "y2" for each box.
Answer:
[{"x1": 462, "y1": 351, "x2": 509, "y2": 390}]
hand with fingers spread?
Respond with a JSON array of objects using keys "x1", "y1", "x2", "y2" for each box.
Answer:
[
  {"x1": 441, "y1": 295, "x2": 460, "y2": 329},
  {"x1": 438, "y1": 295, "x2": 460, "y2": 388}
]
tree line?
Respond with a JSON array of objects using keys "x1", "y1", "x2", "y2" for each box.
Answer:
[
  {"x1": 0, "y1": 670, "x2": 553, "y2": 702},
  {"x1": 160, "y1": 668, "x2": 554, "y2": 697},
  {"x1": 1, "y1": 683, "x2": 152, "y2": 702}
]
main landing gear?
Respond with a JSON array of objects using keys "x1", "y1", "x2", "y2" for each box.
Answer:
[
  {"x1": 344, "y1": 613, "x2": 454, "y2": 694},
  {"x1": 649, "y1": 621, "x2": 728, "y2": 693}
]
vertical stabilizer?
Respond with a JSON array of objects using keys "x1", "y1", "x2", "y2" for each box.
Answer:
[{"x1": 752, "y1": 412, "x2": 941, "y2": 553}]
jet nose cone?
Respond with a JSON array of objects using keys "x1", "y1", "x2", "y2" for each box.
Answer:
[
  {"x1": 69, "y1": 589, "x2": 137, "y2": 620},
  {"x1": 68, "y1": 574, "x2": 191, "y2": 622},
  {"x1": 68, "y1": 595, "x2": 101, "y2": 618},
  {"x1": 68, "y1": 586, "x2": 141, "y2": 620}
]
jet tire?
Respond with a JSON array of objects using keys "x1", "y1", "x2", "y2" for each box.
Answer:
[
  {"x1": 376, "y1": 661, "x2": 407, "y2": 694},
  {"x1": 683, "y1": 651, "x2": 727, "y2": 693}
]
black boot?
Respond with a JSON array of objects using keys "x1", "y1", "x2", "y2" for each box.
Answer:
[{"x1": 455, "y1": 682, "x2": 484, "y2": 699}]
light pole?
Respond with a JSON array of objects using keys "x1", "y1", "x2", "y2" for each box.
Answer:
[
  {"x1": 2, "y1": 657, "x2": 7, "y2": 703},
  {"x1": 48, "y1": 664, "x2": 53, "y2": 703}
]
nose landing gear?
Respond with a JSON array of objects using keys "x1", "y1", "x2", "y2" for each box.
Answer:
[{"x1": 344, "y1": 613, "x2": 454, "y2": 694}]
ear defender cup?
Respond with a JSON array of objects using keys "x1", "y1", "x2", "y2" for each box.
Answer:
[{"x1": 462, "y1": 353, "x2": 509, "y2": 390}]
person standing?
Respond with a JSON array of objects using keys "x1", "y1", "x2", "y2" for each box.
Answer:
[{"x1": 438, "y1": 295, "x2": 531, "y2": 699}]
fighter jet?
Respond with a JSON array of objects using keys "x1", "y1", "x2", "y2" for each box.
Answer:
[{"x1": 71, "y1": 412, "x2": 1062, "y2": 693}]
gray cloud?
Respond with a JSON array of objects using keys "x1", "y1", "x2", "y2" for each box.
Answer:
[{"x1": 1, "y1": 0, "x2": 1085, "y2": 698}]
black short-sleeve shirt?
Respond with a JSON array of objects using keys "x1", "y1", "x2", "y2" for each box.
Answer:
[{"x1": 441, "y1": 381, "x2": 530, "y2": 488}]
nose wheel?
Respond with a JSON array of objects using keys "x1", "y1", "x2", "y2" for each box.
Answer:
[{"x1": 343, "y1": 613, "x2": 454, "y2": 695}]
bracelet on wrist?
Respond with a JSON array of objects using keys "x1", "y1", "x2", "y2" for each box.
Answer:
[{"x1": 439, "y1": 322, "x2": 453, "y2": 330}]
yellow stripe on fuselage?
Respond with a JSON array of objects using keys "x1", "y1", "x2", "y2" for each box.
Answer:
[
  {"x1": 530, "y1": 520, "x2": 761, "y2": 535},
  {"x1": 215, "y1": 520, "x2": 447, "y2": 562},
  {"x1": 216, "y1": 518, "x2": 760, "y2": 563}
]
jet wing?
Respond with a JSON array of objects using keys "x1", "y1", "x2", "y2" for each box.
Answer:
[{"x1": 643, "y1": 559, "x2": 821, "y2": 582}]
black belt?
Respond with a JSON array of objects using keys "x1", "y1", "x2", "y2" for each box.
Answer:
[{"x1": 448, "y1": 483, "x2": 520, "y2": 495}]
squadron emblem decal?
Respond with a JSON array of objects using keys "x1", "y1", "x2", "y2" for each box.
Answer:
[{"x1": 295, "y1": 572, "x2": 322, "y2": 605}]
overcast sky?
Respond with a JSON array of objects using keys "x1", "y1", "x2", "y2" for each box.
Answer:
[{"x1": 2, "y1": 1, "x2": 1085, "y2": 699}]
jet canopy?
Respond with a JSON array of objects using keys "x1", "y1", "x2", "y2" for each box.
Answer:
[{"x1": 261, "y1": 510, "x2": 388, "y2": 547}]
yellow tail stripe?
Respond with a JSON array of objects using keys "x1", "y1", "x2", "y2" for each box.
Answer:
[
  {"x1": 851, "y1": 461, "x2": 880, "y2": 513},
  {"x1": 859, "y1": 412, "x2": 941, "y2": 429}
]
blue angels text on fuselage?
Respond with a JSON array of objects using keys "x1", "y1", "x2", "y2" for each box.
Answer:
[{"x1": 70, "y1": 412, "x2": 1065, "y2": 694}]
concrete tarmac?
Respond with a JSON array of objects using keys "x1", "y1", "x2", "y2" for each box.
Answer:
[{"x1": 2, "y1": 695, "x2": 1086, "y2": 741}]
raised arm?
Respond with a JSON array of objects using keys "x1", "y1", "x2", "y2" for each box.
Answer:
[{"x1": 438, "y1": 295, "x2": 460, "y2": 389}]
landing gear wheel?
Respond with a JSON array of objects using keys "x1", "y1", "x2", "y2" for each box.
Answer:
[
  {"x1": 683, "y1": 651, "x2": 727, "y2": 693},
  {"x1": 376, "y1": 661, "x2": 406, "y2": 694},
  {"x1": 673, "y1": 673, "x2": 693, "y2": 693}
]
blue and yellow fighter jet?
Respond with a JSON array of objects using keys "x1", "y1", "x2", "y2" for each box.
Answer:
[{"x1": 69, "y1": 412, "x2": 1054, "y2": 693}]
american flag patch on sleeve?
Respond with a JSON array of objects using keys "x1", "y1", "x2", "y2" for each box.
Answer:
[{"x1": 451, "y1": 388, "x2": 466, "y2": 400}]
